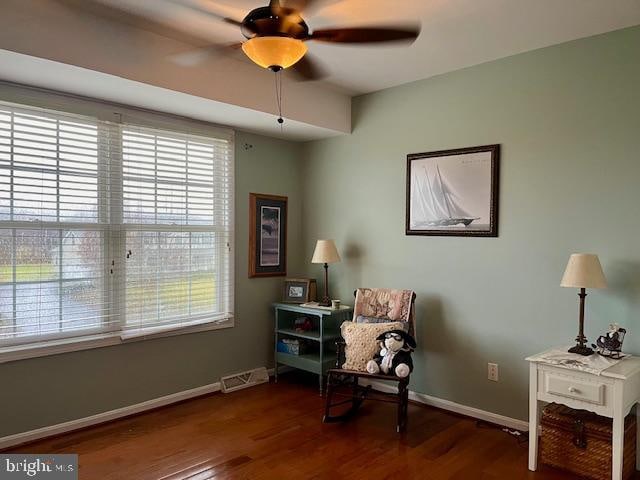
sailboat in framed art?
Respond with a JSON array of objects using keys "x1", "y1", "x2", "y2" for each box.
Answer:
[
  {"x1": 412, "y1": 163, "x2": 480, "y2": 228},
  {"x1": 406, "y1": 144, "x2": 500, "y2": 237}
]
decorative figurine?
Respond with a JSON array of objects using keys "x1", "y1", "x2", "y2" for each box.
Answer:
[{"x1": 592, "y1": 323, "x2": 626, "y2": 358}]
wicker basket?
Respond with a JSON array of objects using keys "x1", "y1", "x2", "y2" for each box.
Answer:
[{"x1": 541, "y1": 403, "x2": 636, "y2": 480}]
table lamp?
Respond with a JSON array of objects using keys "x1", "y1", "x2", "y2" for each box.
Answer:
[
  {"x1": 312, "y1": 239, "x2": 341, "y2": 307},
  {"x1": 560, "y1": 253, "x2": 607, "y2": 356}
]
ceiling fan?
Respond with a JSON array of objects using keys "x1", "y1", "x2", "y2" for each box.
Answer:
[
  {"x1": 214, "y1": 0, "x2": 420, "y2": 79},
  {"x1": 59, "y1": 0, "x2": 420, "y2": 79},
  {"x1": 57, "y1": 0, "x2": 420, "y2": 124}
]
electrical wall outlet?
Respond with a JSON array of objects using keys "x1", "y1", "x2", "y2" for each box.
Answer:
[{"x1": 488, "y1": 363, "x2": 499, "y2": 382}]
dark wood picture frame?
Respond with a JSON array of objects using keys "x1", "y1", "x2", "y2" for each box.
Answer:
[
  {"x1": 249, "y1": 193, "x2": 288, "y2": 278},
  {"x1": 282, "y1": 278, "x2": 317, "y2": 304},
  {"x1": 406, "y1": 144, "x2": 500, "y2": 237}
]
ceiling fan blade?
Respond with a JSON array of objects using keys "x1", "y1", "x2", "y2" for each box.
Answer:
[
  {"x1": 164, "y1": 0, "x2": 249, "y2": 30},
  {"x1": 309, "y1": 26, "x2": 420, "y2": 44},
  {"x1": 288, "y1": 54, "x2": 327, "y2": 81},
  {"x1": 53, "y1": 0, "x2": 204, "y2": 46},
  {"x1": 268, "y1": 0, "x2": 299, "y2": 20},
  {"x1": 271, "y1": 0, "x2": 334, "y2": 18},
  {"x1": 170, "y1": 42, "x2": 244, "y2": 67},
  {"x1": 54, "y1": 0, "x2": 247, "y2": 46},
  {"x1": 280, "y1": 0, "x2": 322, "y2": 12}
]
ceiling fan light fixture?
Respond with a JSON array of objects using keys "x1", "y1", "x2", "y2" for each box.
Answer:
[{"x1": 241, "y1": 36, "x2": 307, "y2": 70}]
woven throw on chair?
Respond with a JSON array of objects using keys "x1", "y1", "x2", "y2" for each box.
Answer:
[{"x1": 353, "y1": 288, "x2": 414, "y2": 334}]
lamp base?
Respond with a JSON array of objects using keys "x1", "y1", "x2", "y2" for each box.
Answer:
[{"x1": 568, "y1": 344, "x2": 594, "y2": 356}]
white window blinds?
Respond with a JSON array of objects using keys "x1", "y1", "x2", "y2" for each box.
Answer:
[
  {"x1": 0, "y1": 100, "x2": 234, "y2": 347},
  {"x1": 120, "y1": 125, "x2": 233, "y2": 337}
]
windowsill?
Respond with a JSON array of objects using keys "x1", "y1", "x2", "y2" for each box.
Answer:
[{"x1": 0, "y1": 319, "x2": 234, "y2": 364}]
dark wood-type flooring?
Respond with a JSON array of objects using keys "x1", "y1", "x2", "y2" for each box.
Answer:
[{"x1": 6, "y1": 372, "x2": 633, "y2": 479}]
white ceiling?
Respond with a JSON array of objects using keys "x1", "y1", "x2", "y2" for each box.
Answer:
[
  {"x1": 93, "y1": 0, "x2": 640, "y2": 95},
  {"x1": 308, "y1": 0, "x2": 640, "y2": 94},
  {"x1": 0, "y1": 0, "x2": 638, "y2": 140},
  {"x1": 0, "y1": 0, "x2": 352, "y2": 140},
  {"x1": 0, "y1": 49, "x2": 342, "y2": 141}
]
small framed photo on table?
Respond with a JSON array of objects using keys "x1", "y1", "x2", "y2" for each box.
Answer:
[
  {"x1": 249, "y1": 193, "x2": 287, "y2": 277},
  {"x1": 283, "y1": 278, "x2": 317, "y2": 304}
]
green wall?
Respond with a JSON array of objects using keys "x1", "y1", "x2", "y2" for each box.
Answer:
[
  {"x1": 301, "y1": 26, "x2": 640, "y2": 421},
  {"x1": 0, "y1": 131, "x2": 303, "y2": 437},
  {"x1": 2, "y1": 26, "x2": 639, "y2": 439}
]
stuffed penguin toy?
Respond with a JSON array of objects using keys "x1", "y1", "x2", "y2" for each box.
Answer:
[{"x1": 366, "y1": 329, "x2": 416, "y2": 378}]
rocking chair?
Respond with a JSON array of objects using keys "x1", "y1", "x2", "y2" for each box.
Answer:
[{"x1": 323, "y1": 289, "x2": 416, "y2": 433}]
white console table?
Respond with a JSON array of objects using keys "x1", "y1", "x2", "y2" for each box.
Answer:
[{"x1": 527, "y1": 350, "x2": 640, "y2": 480}]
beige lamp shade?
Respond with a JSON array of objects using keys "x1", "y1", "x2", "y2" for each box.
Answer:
[
  {"x1": 560, "y1": 253, "x2": 607, "y2": 289},
  {"x1": 311, "y1": 240, "x2": 341, "y2": 264}
]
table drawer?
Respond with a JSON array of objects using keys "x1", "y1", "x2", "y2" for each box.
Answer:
[{"x1": 544, "y1": 373, "x2": 606, "y2": 405}]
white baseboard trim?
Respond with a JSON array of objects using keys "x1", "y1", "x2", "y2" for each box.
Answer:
[
  {"x1": 1, "y1": 368, "x2": 281, "y2": 450},
  {"x1": 1, "y1": 371, "x2": 528, "y2": 451},
  {"x1": 0, "y1": 382, "x2": 221, "y2": 451},
  {"x1": 362, "y1": 379, "x2": 528, "y2": 432}
]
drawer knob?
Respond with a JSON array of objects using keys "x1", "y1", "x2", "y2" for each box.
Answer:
[{"x1": 568, "y1": 386, "x2": 579, "y2": 394}]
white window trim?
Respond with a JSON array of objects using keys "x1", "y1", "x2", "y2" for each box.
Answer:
[
  {"x1": 0, "y1": 316, "x2": 234, "y2": 364},
  {"x1": 0, "y1": 83, "x2": 236, "y2": 362}
]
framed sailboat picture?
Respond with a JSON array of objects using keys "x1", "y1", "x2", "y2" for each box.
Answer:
[{"x1": 406, "y1": 144, "x2": 500, "y2": 237}]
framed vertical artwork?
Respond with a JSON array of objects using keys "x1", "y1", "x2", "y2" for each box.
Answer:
[
  {"x1": 249, "y1": 193, "x2": 288, "y2": 277},
  {"x1": 406, "y1": 144, "x2": 500, "y2": 237}
]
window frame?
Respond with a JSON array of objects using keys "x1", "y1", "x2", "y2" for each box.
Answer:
[
  {"x1": 0, "y1": 87, "x2": 235, "y2": 362},
  {"x1": 118, "y1": 125, "x2": 234, "y2": 335},
  {"x1": 0, "y1": 319, "x2": 232, "y2": 364}
]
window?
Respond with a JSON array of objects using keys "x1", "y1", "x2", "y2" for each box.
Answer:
[
  {"x1": 0, "y1": 101, "x2": 234, "y2": 350},
  {"x1": 120, "y1": 125, "x2": 233, "y2": 337}
]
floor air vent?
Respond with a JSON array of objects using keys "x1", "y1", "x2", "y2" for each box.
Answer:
[{"x1": 221, "y1": 367, "x2": 269, "y2": 393}]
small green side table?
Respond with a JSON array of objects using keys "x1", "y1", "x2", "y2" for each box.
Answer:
[{"x1": 273, "y1": 303, "x2": 353, "y2": 394}]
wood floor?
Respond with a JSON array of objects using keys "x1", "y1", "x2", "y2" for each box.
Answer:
[{"x1": 6, "y1": 372, "x2": 623, "y2": 479}]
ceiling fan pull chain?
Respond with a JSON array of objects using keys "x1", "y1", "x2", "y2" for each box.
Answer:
[
  {"x1": 274, "y1": 69, "x2": 284, "y2": 128},
  {"x1": 279, "y1": 70, "x2": 284, "y2": 131}
]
